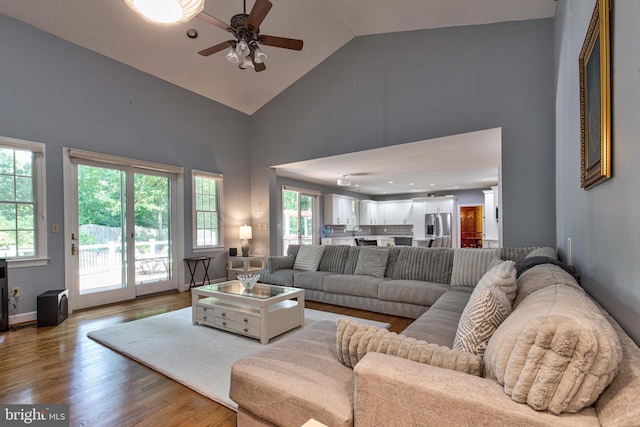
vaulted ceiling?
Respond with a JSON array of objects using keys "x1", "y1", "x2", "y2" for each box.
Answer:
[{"x1": 0, "y1": 0, "x2": 556, "y2": 115}]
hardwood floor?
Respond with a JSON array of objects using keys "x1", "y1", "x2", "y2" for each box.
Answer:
[{"x1": 0, "y1": 291, "x2": 412, "y2": 427}]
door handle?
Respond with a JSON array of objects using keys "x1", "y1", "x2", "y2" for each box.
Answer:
[{"x1": 71, "y1": 243, "x2": 78, "y2": 255}]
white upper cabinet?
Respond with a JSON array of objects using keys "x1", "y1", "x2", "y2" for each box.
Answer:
[
  {"x1": 359, "y1": 200, "x2": 379, "y2": 225},
  {"x1": 377, "y1": 200, "x2": 413, "y2": 225},
  {"x1": 324, "y1": 194, "x2": 357, "y2": 229},
  {"x1": 425, "y1": 196, "x2": 455, "y2": 214}
]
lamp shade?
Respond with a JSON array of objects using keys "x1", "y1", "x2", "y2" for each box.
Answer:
[
  {"x1": 239, "y1": 225, "x2": 253, "y2": 240},
  {"x1": 124, "y1": 0, "x2": 204, "y2": 25}
]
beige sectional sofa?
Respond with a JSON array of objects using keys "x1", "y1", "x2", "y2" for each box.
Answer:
[{"x1": 230, "y1": 246, "x2": 640, "y2": 426}]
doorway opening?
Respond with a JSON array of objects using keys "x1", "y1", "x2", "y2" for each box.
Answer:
[{"x1": 460, "y1": 205, "x2": 483, "y2": 248}]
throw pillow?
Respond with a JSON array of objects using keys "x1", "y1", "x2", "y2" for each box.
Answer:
[
  {"x1": 477, "y1": 260, "x2": 517, "y2": 304},
  {"x1": 452, "y1": 283, "x2": 512, "y2": 357},
  {"x1": 336, "y1": 318, "x2": 482, "y2": 376},
  {"x1": 353, "y1": 247, "x2": 389, "y2": 278},
  {"x1": 450, "y1": 248, "x2": 500, "y2": 287},
  {"x1": 292, "y1": 245, "x2": 325, "y2": 271},
  {"x1": 483, "y1": 284, "x2": 622, "y2": 415}
]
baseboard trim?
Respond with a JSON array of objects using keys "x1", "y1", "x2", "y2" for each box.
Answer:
[{"x1": 10, "y1": 311, "x2": 36, "y2": 326}]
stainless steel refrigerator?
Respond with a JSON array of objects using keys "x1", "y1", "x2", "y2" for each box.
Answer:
[{"x1": 425, "y1": 213, "x2": 452, "y2": 247}]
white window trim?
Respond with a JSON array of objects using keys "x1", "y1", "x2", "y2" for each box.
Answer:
[
  {"x1": 192, "y1": 170, "x2": 224, "y2": 252},
  {"x1": 0, "y1": 136, "x2": 48, "y2": 268}
]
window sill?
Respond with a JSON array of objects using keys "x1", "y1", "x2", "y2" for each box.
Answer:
[{"x1": 7, "y1": 257, "x2": 49, "y2": 268}]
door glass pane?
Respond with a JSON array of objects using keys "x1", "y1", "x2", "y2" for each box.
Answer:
[
  {"x1": 78, "y1": 165, "x2": 127, "y2": 294},
  {"x1": 282, "y1": 190, "x2": 298, "y2": 254},
  {"x1": 300, "y1": 194, "x2": 313, "y2": 245},
  {"x1": 134, "y1": 173, "x2": 171, "y2": 284}
]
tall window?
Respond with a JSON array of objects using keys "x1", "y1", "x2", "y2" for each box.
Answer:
[
  {"x1": 0, "y1": 137, "x2": 47, "y2": 265},
  {"x1": 193, "y1": 171, "x2": 223, "y2": 249}
]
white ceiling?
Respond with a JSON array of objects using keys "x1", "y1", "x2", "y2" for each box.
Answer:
[
  {"x1": 0, "y1": 0, "x2": 556, "y2": 115},
  {"x1": 275, "y1": 128, "x2": 502, "y2": 196}
]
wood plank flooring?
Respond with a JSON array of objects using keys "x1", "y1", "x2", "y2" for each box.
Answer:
[{"x1": 0, "y1": 291, "x2": 412, "y2": 427}]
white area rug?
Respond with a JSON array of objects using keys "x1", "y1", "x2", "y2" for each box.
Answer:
[{"x1": 88, "y1": 307, "x2": 389, "y2": 411}]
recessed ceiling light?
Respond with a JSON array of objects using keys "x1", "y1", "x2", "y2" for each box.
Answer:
[
  {"x1": 388, "y1": 181, "x2": 394, "y2": 184},
  {"x1": 454, "y1": 186, "x2": 460, "y2": 189},
  {"x1": 430, "y1": 183, "x2": 435, "y2": 187},
  {"x1": 409, "y1": 183, "x2": 415, "y2": 186},
  {"x1": 186, "y1": 28, "x2": 198, "y2": 39},
  {"x1": 354, "y1": 184, "x2": 360, "y2": 187}
]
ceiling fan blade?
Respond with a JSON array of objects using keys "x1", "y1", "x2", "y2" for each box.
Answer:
[
  {"x1": 259, "y1": 35, "x2": 303, "y2": 51},
  {"x1": 197, "y1": 11, "x2": 230, "y2": 32},
  {"x1": 198, "y1": 41, "x2": 231, "y2": 57},
  {"x1": 246, "y1": 0, "x2": 273, "y2": 30}
]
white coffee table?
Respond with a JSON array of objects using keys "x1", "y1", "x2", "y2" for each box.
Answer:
[{"x1": 191, "y1": 281, "x2": 305, "y2": 344}]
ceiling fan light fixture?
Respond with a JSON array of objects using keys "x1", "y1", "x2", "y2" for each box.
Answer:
[
  {"x1": 240, "y1": 56, "x2": 255, "y2": 69},
  {"x1": 124, "y1": 0, "x2": 204, "y2": 25},
  {"x1": 235, "y1": 40, "x2": 250, "y2": 57},
  {"x1": 253, "y1": 47, "x2": 267, "y2": 64},
  {"x1": 225, "y1": 47, "x2": 240, "y2": 64}
]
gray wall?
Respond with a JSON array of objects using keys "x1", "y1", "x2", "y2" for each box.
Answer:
[
  {"x1": 0, "y1": 14, "x2": 250, "y2": 316},
  {"x1": 249, "y1": 19, "x2": 556, "y2": 255},
  {"x1": 555, "y1": 0, "x2": 640, "y2": 343}
]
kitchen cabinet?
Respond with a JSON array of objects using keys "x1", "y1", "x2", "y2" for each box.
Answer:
[
  {"x1": 324, "y1": 194, "x2": 357, "y2": 229},
  {"x1": 377, "y1": 200, "x2": 413, "y2": 225},
  {"x1": 425, "y1": 196, "x2": 455, "y2": 214},
  {"x1": 411, "y1": 200, "x2": 427, "y2": 237},
  {"x1": 359, "y1": 200, "x2": 379, "y2": 225}
]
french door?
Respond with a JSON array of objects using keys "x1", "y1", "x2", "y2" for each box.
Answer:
[
  {"x1": 64, "y1": 152, "x2": 181, "y2": 310},
  {"x1": 282, "y1": 187, "x2": 318, "y2": 254}
]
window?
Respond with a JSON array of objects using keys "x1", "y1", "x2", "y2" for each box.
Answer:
[
  {"x1": 0, "y1": 136, "x2": 47, "y2": 266},
  {"x1": 192, "y1": 171, "x2": 223, "y2": 249}
]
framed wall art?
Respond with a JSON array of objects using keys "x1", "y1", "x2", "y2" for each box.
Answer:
[{"x1": 579, "y1": 0, "x2": 612, "y2": 189}]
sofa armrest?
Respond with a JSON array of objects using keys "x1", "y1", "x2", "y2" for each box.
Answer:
[
  {"x1": 266, "y1": 255, "x2": 295, "y2": 272},
  {"x1": 353, "y1": 353, "x2": 597, "y2": 427}
]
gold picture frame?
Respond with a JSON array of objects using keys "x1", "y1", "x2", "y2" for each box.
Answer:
[{"x1": 579, "y1": 0, "x2": 612, "y2": 189}]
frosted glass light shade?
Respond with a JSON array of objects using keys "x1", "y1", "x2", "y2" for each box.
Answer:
[
  {"x1": 235, "y1": 40, "x2": 250, "y2": 57},
  {"x1": 239, "y1": 225, "x2": 253, "y2": 240},
  {"x1": 225, "y1": 47, "x2": 240, "y2": 64},
  {"x1": 253, "y1": 47, "x2": 267, "y2": 64},
  {"x1": 240, "y1": 57, "x2": 255, "y2": 69},
  {"x1": 124, "y1": 0, "x2": 204, "y2": 25}
]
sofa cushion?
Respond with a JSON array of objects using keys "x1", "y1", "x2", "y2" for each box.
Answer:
[
  {"x1": 294, "y1": 271, "x2": 335, "y2": 291},
  {"x1": 323, "y1": 275, "x2": 384, "y2": 299},
  {"x1": 293, "y1": 245, "x2": 325, "y2": 271},
  {"x1": 477, "y1": 260, "x2": 517, "y2": 304},
  {"x1": 377, "y1": 280, "x2": 448, "y2": 306},
  {"x1": 484, "y1": 284, "x2": 623, "y2": 415},
  {"x1": 525, "y1": 246, "x2": 558, "y2": 260},
  {"x1": 336, "y1": 318, "x2": 482, "y2": 376},
  {"x1": 318, "y1": 244, "x2": 350, "y2": 273},
  {"x1": 230, "y1": 321, "x2": 355, "y2": 427},
  {"x1": 401, "y1": 290, "x2": 471, "y2": 347},
  {"x1": 515, "y1": 256, "x2": 580, "y2": 284},
  {"x1": 257, "y1": 268, "x2": 298, "y2": 287},
  {"x1": 500, "y1": 246, "x2": 538, "y2": 263},
  {"x1": 453, "y1": 283, "x2": 512, "y2": 357},
  {"x1": 353, "y1": 247, "x2": 389, "y2": 278},
  {"x1": 387, "y1": 247, "x2": 453, "y2": 284},
  {"x1": 450, "y1": 248, "x2": 500, "y2": 287}
]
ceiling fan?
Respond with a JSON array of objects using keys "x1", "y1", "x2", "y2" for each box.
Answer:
[{"x1": 197, "y1": 0, "x2": 303, "y2": 71}]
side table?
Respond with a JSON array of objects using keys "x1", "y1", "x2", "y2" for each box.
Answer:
[
  {"x1": 184, "y1": 256, "x2": 214, "y2": 288},
  {"x1": 227, "y1": 255, "x2": 265, "y2": 280}
]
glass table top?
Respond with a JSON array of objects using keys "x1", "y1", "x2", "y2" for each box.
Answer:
[{"x1": 198, "y1": 282, "x2": 297, "y2": 300}]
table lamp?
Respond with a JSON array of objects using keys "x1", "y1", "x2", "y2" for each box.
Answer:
[{"x1": 239, "y1": 225, "x2": 253, "y2": 257}]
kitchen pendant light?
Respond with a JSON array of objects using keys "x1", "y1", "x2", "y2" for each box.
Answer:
[{"x1": 124, "y1": 0, "x2": 205, "y2": 25}]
